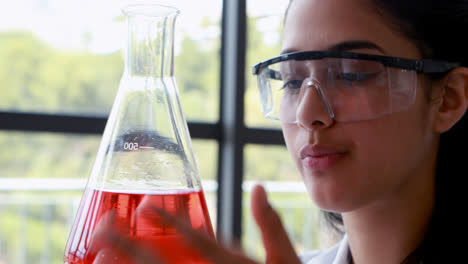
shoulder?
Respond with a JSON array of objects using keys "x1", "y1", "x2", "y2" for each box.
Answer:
[{"x1": 299, "y1": 235, "x2": 349, "y2": 264}]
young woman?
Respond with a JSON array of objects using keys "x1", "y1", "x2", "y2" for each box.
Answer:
[{"x1": 93, "y1": 0, "x2": 468, "y2": 263}]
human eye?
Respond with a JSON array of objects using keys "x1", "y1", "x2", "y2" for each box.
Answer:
[
  {"x1": 336, "y1": 72, "x2": 377, "y2": 82},
  {"x1": 336, "y1": 59, "x2": 383, "y2": 83},
  {"x1": 281, "y1": 79, "x2": 303, "y2": 90}
]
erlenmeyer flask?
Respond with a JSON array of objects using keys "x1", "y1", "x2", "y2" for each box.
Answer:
[{"x1": 64, "y1": 4, "x2": 214, "y2": 264}]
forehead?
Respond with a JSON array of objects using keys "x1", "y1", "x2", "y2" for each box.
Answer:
[{"x1": 283, "y1": 0, "x2": 420, "y2": 59}]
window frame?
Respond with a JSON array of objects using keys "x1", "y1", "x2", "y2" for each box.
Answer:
[{"x1": 0, "y1": 0, "x2": 284, "y2": 246}]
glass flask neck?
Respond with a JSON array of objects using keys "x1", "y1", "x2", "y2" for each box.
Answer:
[{"x1": 125, "y1": 12, "x2": 178, "y2": 78}]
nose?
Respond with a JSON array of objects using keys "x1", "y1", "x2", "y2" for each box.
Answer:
[{"x1": 295, "y1": 79, "x2": 335, "y2": 130}]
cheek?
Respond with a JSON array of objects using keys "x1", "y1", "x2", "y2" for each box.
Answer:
[
  {"x1": 281, "y1": 124, "x2": 302, "y2": 167},
  {"x1": 347, "y1": 108, "x2": 433, "y2": 195},
  {"x1": 352, "y1": 81, "x2": 433, "y2": 172},
  {"x1": 351, "y1": 124, "x2": 406, "y2": 181}
]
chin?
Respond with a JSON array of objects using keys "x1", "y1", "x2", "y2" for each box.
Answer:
[{"x1": 303, "y1": 176, "x2": 358, "y2": 213}]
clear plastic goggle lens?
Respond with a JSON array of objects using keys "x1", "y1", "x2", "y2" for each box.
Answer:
[{"x1": 257, "y1": 58, "x2": 417, "y2": 123}]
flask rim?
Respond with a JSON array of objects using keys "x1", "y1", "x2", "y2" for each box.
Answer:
[{"x1": 122, "y1": 3, "x2": 180, "y2": 18}]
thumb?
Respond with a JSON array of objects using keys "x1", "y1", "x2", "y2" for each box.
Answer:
[
  {"x1": 251, "y1": 184, "x2": 300, "y2": 264},
  {"x1": 92, "y1": 248, "x2": 129, "y2": 264}
]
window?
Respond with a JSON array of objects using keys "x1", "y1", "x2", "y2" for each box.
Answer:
[
  {"x1": 0, "y1": 0, "x2": 331, "y2": 263},
  {"x1": 0, "y1": 1, "x2": 220, "y2": 263}
]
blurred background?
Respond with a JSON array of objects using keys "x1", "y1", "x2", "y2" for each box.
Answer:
[{"x1": 0, "y1": 0, "x2": 337, "y2": 263}]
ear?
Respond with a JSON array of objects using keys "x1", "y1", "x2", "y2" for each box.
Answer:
[{"x1": 432, "y1": 67, "x2": 468, "y2": 133}]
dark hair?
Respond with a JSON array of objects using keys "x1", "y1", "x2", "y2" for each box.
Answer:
[
  {"x1": 373, "y1": 3, "x2": 468, "y2": 263},
  {"x1": 286, "y1": 0, "x2": 468, "y2": 262}
]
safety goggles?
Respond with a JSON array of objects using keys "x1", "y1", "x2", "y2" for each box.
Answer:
[{"x1": 252, "y1": 51, "x2": 460, "y2": 123}]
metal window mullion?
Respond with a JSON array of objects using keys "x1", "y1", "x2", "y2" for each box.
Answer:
[
  {"x1": 0, "y1": 112, "x2": 221, "y2": 139},
  {"x1": 216, "y1": 0, "x2": 247, "y2": 245},
  {"x1": 244, "y1": 127, "x2": 285, "y2": 145}
]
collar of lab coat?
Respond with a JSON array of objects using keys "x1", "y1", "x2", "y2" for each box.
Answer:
[{"x1": 306, "y1": 235, "x2": 350, "y2": 264}]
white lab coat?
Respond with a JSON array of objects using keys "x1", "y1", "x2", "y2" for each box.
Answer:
[{"x1": 300, "y1": 235, "x2": 350, "y2": 264}]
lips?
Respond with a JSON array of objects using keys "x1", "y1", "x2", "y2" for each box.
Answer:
[{"x1": 300, "y1": 145, "x2": 347, "y2": 171}]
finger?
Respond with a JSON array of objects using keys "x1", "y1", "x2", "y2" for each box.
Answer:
[
  {"x1": 152, "y1": 206, "x2": 258, "y2": 264},
  {"x1": 221, "y1": 239, "x2": 244, "y2": 256},
  {"x1": 251, "y1": 184, "x2": 301, "y2": 264},
  {"x1": 92, "y1": 248, "x2": 114, "y2": 264},
  {"x1": 89, "y1": 210, "x2": 166, "y2": 264},
  {"x1": 86, "y1": 210, "x2": 117, "y2": 258},
  {"x1": 94, "y1": 231, "x2": 165, "y2": 264},
  {"x1": 92, "y1": 247, "x2": 130, "y2": 264}
]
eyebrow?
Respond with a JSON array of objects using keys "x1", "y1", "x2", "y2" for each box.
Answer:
[{"x1": 281, "y1": 40, "x2": 385, "y2": 55}]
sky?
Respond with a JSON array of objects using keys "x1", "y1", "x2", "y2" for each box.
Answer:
[{"x1": 0, "y1": 0, "x2": 288, "y2": 54}]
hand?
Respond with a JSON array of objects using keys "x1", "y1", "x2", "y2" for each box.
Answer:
[
  {"x1": 91, "y1": 184, "x2": 301, "y2": 264},
  {"x1": 250, "y1": 184, "x2": 301, "y2": 264}
]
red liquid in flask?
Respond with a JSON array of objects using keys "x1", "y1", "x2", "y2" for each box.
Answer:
[{"x1": 65, "y1": 189, "x2": 214, "y2": 264}]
